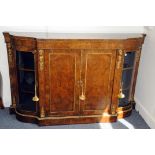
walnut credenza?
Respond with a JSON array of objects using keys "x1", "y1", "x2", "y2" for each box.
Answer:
[{"x1": 3, "y1": 32, "x2": 145, "y2": 126}]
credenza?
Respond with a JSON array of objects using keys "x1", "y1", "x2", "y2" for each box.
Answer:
[{"x1": 3, "y1": 32, "x2": 145, "y2": 125}]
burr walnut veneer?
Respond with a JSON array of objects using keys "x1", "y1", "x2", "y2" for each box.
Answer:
[{"x1": 3, "y1": 32, "x2": 145, "y2": 126}]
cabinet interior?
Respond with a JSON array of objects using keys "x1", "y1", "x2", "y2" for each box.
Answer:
[
  {"x1": 119, "y1": 51, "x2": 136, "y2": 107},
  {"x1": 16, "y1": 51, "x2": 36, "y2": 112}
]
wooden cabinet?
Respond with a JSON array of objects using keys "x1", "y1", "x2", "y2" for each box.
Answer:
[{"x1": 3, "y1": 32, "x2": 145, "y2": 126}]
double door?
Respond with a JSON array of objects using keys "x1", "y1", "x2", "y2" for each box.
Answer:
[{"x1": 42, "y1": 49, "x2": 117, "y2": 117}]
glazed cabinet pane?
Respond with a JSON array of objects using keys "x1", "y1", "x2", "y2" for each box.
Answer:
[
  {"x1": 119, "y1": 51, "x2": 136, "y2": 107},
  {"x1": 16, "y1": 51, "x2": 36, "y2": 112},
  {"x1": 16, "y1": 52, "x2": 34, "y2": 70},
  {"x1": 44, "y1": 49, "x2": 81, "y2": 116},
  {"x1": 80, "y1": 50, "x2": 116, "y2": 115}
]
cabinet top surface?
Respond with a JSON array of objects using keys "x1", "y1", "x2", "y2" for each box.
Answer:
[
  {"x1": 4, "y1": 32, "x2": 145, "y2": 50},
  {"x1": 6, "y1": 32, "x2": 144, "y2": 39}
]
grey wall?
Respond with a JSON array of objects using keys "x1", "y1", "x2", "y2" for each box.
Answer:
[{"x1": 135, "y1": 27, "x2": 155, "y2": 128}]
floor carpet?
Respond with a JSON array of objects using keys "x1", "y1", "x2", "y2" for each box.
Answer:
[{"x1": 0, "y1": 108, "x2": 150, "y2": 129}]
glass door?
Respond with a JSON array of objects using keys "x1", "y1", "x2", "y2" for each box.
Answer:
[
  {"x1": 16, "y1": 51, "x2": 37, "y2": 112},
  {"x1": 119, "y1": 51, "x2": 136, "y2": 107}
]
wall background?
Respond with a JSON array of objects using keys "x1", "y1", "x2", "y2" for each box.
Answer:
[
  {"x1": 135, "y1": 26, "x2": 155, "y2": 128},
  {"x1": 1, "y1": 26, "x2": 155, "y2": 128}
]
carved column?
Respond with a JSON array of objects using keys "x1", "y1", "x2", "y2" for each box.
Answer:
[
  {"x1": 111, "y1": 49, "x2": 124, "y2": 115},
  {"x1": 38, "y1": 49, "x2": 45, "y2": 118}
]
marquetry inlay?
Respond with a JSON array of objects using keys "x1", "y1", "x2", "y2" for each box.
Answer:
[
  {"x1": 117, "y1": 49, "x2": 123, "y2": 69},
  {"x1": 39, "y1": 50, "x2": 44, "y2": 71}
]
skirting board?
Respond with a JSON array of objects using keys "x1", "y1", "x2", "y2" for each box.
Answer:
[{"x1": 135, "y1": 97, "x2": 155, "y2": 129}]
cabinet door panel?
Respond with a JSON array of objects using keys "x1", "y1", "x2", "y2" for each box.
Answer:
[
  {"x1": 80, "y1": 50, "x2": 116, "y2": 115},
  {"x1": 44, "y1": 50, "x2": 81, "y2": 116}
]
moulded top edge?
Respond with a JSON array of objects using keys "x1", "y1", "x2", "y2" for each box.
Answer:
[{"x1": 5, "y1": 32, "x2": 144, "y2": 40}]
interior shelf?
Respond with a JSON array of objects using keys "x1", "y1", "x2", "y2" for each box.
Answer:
[
  {"x1": 18, "y1": 67, "x2": 35, "y2": 72},
  {"x1": 122, "y1": 87, "x2": 130, "y2": 91},
  {"x1": 123, "y1": 67, "x2": 133, "y2": 71},
  {"x1": 21, "y1": 90, "x2": 34, "y2": 94}
]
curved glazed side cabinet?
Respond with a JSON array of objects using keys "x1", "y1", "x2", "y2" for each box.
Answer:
[{"x1": 3, "y1": 32, "x2": 145, "y2": 126}]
